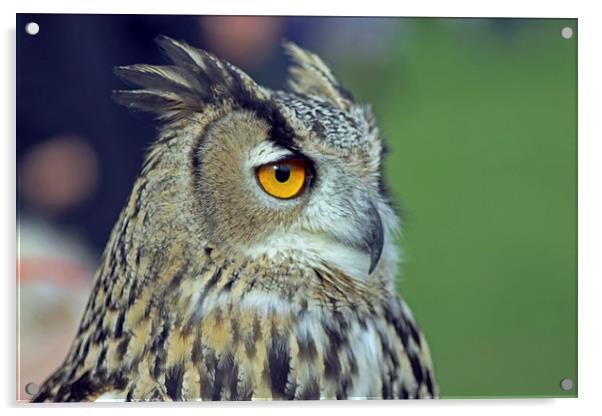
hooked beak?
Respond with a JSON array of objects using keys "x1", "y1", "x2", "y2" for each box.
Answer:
[{"x1": 365, "y1": 202, "x2": 384, "y2": 274}]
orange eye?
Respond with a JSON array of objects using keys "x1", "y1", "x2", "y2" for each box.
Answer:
[{"x1": 257, "y1": 159, "x2": 307, "y2": 199}]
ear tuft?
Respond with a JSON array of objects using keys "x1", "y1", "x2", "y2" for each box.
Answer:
[
  {"x1": 283, "y1": 41, "x2": 355, "y2": 111},
  {"x1": 113, "y1": 35, "x2": 269, "y2": 120}
]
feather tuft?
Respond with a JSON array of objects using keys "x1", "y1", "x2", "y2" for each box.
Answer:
[{"x1": 283, "y1": 41, "x2": 354, "y2": 111}]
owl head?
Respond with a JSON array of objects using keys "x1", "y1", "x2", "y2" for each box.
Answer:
[{"x1": 113, "y1": 36, "x2": 400, "y2": 283}]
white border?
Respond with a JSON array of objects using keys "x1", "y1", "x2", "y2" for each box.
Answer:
[
  {"x1": 3, "y1": 0, "x2": 583, "y2": 17},
  {"x1": 2, "y1": 1, "x2": 601, "y2": 415}
]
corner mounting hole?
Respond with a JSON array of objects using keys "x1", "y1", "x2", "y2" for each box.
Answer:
[
  {"x1": 25, "y1": 22, "x2": 40, "y2": 36},
  {"x1": 560, "y1": 378, "x2": 573, "y2": 391},
  {"x1": 561, "y1": 26, "x2": 573, "y2": 39},
  {"x1": 25, "y1": 382, "x2": 39, "y2": 396}
]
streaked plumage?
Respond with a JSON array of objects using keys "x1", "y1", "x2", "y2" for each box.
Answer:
[{"x1": 32, "y1": 36, "x2": 438, "y2": 402}]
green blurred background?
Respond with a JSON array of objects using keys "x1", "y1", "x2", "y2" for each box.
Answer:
[
  {"x1": 18, "y1": 16, "x2": 577, "y2": 399},
  {"x1": 339, "y1": 18, "x2": 577, "y2": 398}
]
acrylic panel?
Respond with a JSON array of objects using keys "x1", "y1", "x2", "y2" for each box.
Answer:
[{"x1": 16, "y1": 14, "x2": 577, "y2": 402}]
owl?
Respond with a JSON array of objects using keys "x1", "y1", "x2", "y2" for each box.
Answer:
[{"x1": 32, "y1": 35, "x2": 438, "y2": 401}]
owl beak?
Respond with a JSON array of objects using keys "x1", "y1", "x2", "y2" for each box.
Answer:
[{"x1": 366, "y1": 202, "x2": 384, "y2": 274}]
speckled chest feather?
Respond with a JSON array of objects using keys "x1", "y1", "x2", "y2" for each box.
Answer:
[{"x1": 35, "y1": 246, "x2": 437, "y2": 401}]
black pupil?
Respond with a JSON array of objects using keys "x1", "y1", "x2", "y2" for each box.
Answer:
[{"x1": 274, "y1": 165, "x2": 291, "y2": 183}]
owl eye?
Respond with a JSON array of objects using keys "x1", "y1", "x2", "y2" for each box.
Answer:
[{"x1": 256, "y1": 159, "x2": 307, "y2": 199}]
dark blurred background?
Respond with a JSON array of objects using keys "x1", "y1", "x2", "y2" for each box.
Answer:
[{"x1": 16, "y1": 14, "x2": 577, "y2": 400}]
